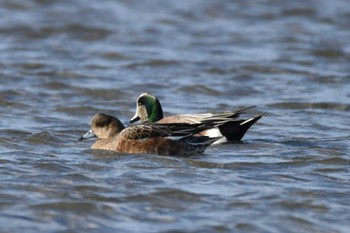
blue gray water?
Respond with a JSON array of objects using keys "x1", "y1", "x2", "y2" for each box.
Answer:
[{"x1": 0, "y1": 0, "x2": 349, "y2": 232}]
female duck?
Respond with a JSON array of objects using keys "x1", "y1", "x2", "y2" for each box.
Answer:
[{"x1": 79, "y1": 113, "x2": 220, "y2": 156}]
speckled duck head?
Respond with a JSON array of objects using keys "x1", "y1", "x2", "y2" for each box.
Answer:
[{"x1": 80, "y1": 113, "x2": 125, "y2": 140}]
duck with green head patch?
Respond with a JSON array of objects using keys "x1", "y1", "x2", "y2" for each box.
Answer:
[{"x1": 130, "y1": 93, "x2": 265, "y2": 144}]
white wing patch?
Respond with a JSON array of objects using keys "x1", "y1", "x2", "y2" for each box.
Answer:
[{"x1": 202, "y1": 128, "x2": 222, "y2": 137}]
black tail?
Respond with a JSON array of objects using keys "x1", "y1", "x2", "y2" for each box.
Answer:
[{"x1": 218, "y1": 113, "x2": 265, "y2": 141}]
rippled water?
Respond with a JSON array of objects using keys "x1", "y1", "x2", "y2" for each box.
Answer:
[{"x1": 1, "y1": 0, "x2": 350, "y2": 232}]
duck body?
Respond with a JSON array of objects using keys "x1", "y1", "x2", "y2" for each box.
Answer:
[
  {"x1": 80, "y1": 113, "x2": 220, "y2": 156},
  {"x1": 130, "y1": 93, "x2": 264, "y2": 142}
]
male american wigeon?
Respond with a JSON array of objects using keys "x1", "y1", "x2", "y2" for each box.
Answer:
[
  {"x1": 130, "y1": 93, "x2": 264, "y2": 143},
  {"x1": 79, "y1": 113, "x2": 222, "y2": 156}
]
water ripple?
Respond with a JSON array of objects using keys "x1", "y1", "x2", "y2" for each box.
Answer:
[
  {"x1": 269, "y1": 102, "x2": 350, "y2": 110},
  {"x1": 0, "y1": 0, "x2": 349, "y2": 232}
]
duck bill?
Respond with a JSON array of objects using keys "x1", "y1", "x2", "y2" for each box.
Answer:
[
  {"x1": 130, "y1": 103, "x2": 147, "y2": 123},
  {"x1": 130, "y1": 106, "x2": 141, "y2": 123},
  {"x1": 78, "y1": 129, "x2": 96, "y2": 141},
  {"x1": 130, "y1": 113, "x2": 140, "y2": 123}
]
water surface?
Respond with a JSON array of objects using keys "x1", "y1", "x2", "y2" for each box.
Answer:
[{"x1": 0, "y1": 0, "x2": 349, "y2": 232}]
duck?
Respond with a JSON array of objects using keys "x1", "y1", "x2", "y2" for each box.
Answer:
[
  {"x1": 130, "y1": 93, "x2": 264, "y2": 143},
  {"x1": 79, "y1": 113, "x2": 222, "y2": 156}
]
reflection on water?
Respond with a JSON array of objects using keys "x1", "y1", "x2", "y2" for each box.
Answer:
[{"x1": 0, "y1": 0, "x2": 350, "y2": 232}]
